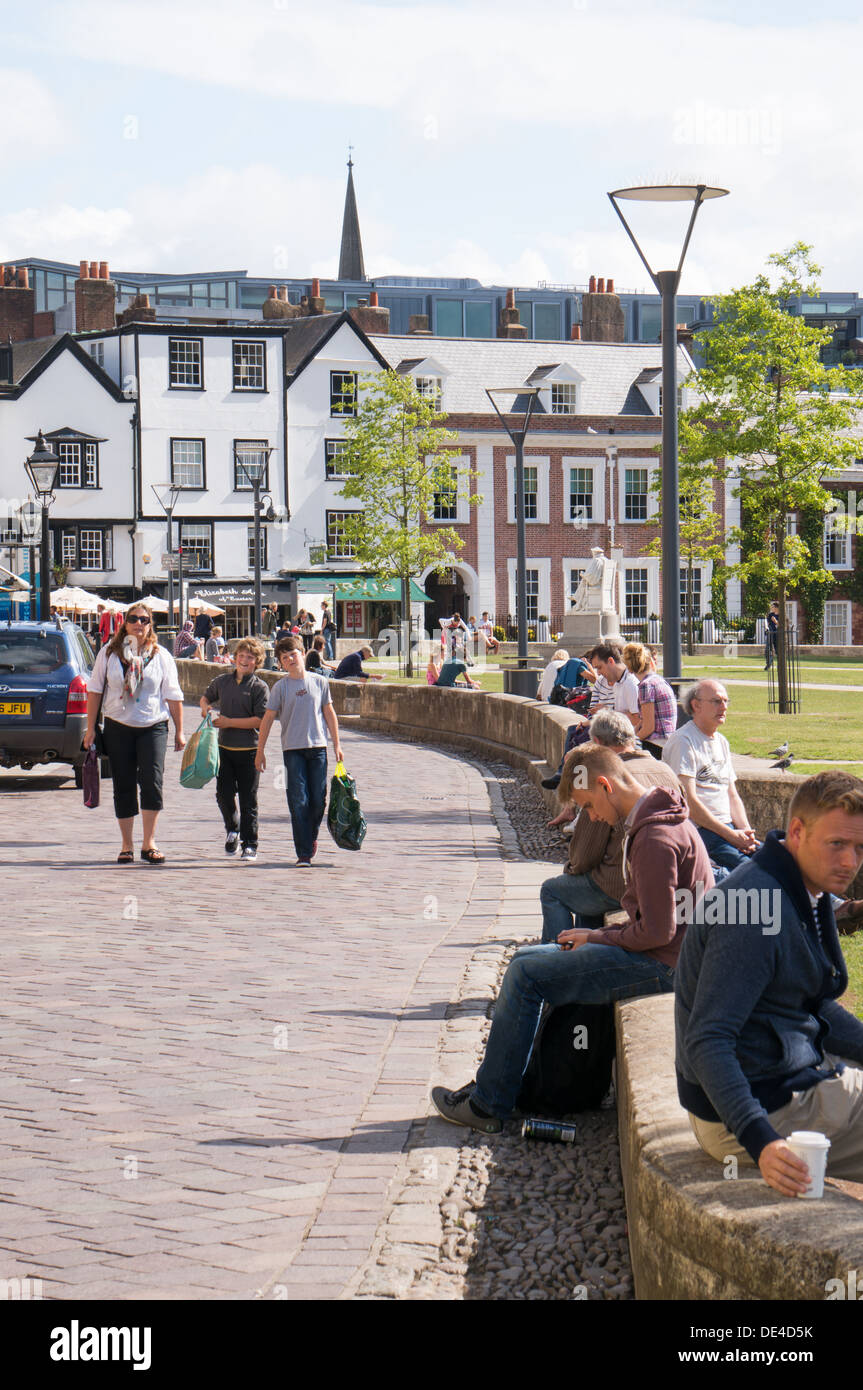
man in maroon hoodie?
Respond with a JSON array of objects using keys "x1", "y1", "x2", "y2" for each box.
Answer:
[{"x1": 432, "y1": 744, "x2": 714, "y2": 1132}]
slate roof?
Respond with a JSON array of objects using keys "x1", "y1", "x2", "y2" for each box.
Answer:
[
  {"x1": 10, "y1": 336, "x2": 62, "y2": 384},
  {"x1": 372, "y1": 335, "x2": 692, "y2": 417}
]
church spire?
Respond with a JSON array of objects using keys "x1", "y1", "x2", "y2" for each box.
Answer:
[{"x1": 338, "y1": 149, "x2": 366, "y2": 282}]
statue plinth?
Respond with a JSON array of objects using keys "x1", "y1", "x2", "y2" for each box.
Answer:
[{"x1": 562, "y1": 608, "x2": 622, "y2": 648}]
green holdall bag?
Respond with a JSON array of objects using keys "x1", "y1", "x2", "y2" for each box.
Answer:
[
  {"x1": 180, "y1": 713, "x2": 221, "y2": 789},
  {"x1": 327, "y1": 760, "x2": 367, "y2": 851}
]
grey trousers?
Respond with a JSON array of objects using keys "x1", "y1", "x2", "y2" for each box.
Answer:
[{"x1": 689, "y1": 1055, "x2": 863, "y2": 1180}]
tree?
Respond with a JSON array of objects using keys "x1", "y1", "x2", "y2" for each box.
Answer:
[
  {"x1": 647, "y1": 457, "x2": 725, "y2": 655},
  {"x1": 680, "y1": 242, "x2": 863, "y2": 711},
  {"x1": 337, "y1": 369, "x2": 481, "y2": 676}
]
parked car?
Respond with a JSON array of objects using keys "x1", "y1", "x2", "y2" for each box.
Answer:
[{"x1": 0, "y1": 618, "x2": 96, "y2": 785}]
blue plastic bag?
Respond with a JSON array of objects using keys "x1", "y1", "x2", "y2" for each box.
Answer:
[{"x1": 180, "y1": 713, "x2": 220, "y2": 789}]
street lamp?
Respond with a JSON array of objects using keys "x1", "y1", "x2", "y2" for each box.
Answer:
[
  {"x1": 151, "y1": 482, "x2": 182, "y2": 633},
  {"x1": 608, "y1": 183, "x2": 728, "y2": 686},
  {"x1": 235, "y1": 442, "x2": 274, "y2": 637},
  {"x1": 485, "y1": 386, "x2": 540, "y2": 675},
  {"x1": 24, "y1": 430, "x2": 60, "y2": 622}
]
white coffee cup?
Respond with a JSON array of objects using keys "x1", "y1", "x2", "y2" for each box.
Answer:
[{"x1": 785, "y1": 1130, "x2": 831, "y2": 1199}]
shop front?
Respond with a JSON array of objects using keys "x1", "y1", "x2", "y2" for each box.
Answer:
[{"x1": 190, "y1": 583, "x2": 295, "y2": 638}]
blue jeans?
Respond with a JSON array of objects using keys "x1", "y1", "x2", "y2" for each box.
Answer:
[
  {"x1": 283, "y1": 747, "x2": 328, "y2": 859},
  {"x1": 698, "y1": 825, "x2": 752, "y2": 872},
  {"x1": 540, "y1": 872, "x2": 621, "y2": 942},
  {"x1": 474, "y1": 942, "x2": 675, "y2": 1117}
]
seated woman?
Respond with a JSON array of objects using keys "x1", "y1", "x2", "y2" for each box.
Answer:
[
  {"x1": 306, "y1": 634, "x2": 337, "y2": 677},
  {"x1": 621, "y1": 642, "x2": 677, "y2": 759},
  {"x1": 427, "y1": 652, "x2": 443, "y2": 686}
]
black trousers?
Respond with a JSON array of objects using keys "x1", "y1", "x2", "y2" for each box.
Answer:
[
  {"x1": 102, "y1": 718, "x2": 169, "y2": 820},
  {"x1": 215, "y1": 747, "x2": 260, "y2": 847}
]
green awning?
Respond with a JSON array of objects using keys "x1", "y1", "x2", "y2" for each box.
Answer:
[{"x1": 333, "y1": 577, "x2": 430, "y2": 603}]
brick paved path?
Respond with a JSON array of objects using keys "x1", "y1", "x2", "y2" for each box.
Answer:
[{"x1": 0, "y1": 714, "x2": 535, "y2": 1300}]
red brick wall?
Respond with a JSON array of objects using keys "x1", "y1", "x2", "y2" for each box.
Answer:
[
  {"x1": 75, "y1": 280, "x2": 116, "y2": 333},
  {"x1": 0, "y1": 288, "x2": 35, "y2": 342}
]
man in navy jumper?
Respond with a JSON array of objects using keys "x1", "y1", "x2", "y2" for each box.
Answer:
[{"x1": 676, "y1": 770, "x2": 863, "y2": 1197}]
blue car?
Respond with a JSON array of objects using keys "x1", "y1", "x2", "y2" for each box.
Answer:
[{"x1": 0, "y1": 618, "x2": 96, "y2": 784}]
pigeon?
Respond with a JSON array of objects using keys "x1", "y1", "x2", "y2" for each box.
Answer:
[
  {"x1": 771, "y1": 754, "x2": 795, "y2": 771},
  {"x1": 769, "y1": 740, "x2": 789, "y2": 759}
]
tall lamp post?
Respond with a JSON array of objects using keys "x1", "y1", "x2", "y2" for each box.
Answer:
[
  {"x1": 607, "y1": 184, "x2": 728, "y2": 686},
  {"x1": 235, "y1": 442, "x2": 274, "y2": 638},
  {"x1": 151, "y1": 482, "x2": 181, "y2": 634},
  {"x1": 24, "y1": 430, "x2": 60, "y2": 622},
  {"x1": 485, "y1": 386, "x2": 540, "y2": 677}
]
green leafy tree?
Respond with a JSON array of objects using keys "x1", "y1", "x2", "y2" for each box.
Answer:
[
  {"x1": 337, "y1": 369, "x2": 481, "y2": 676},
  {"x1": 647, "y1": 458, "x2": 725, "y2": 655},
  {"x1": 681, "y1": 242, "x2": 863, "y2": 711}
]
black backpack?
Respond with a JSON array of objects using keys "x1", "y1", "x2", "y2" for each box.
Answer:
[{"x1": 516, "y1": 1002, "x2": 616, "y2": 1117}]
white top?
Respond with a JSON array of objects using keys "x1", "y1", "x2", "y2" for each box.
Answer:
[
  {"x1": 90, "y1": 644, "x2": 184, "y2": 727},
  {"x1": 662, "y1": 721, "x2": 736, "y2": 822},
  {"x1": 538, "y1": 659, "x2": 566, "y2": 702},
  {"x1": 612, "y1": 668, "x2": 640, "y2": 715}
]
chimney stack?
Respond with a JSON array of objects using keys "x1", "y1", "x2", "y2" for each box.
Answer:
[
  {"x1": 348, "y1": 300, "x2": 390, "y2": 335},
  {"x1": 408, "y1": 314, "x2": 431, "y2": 335},
  {"x1": 117, "y1": 291, "x2": 157, "y2": 327},
  {"x1": 0, "y1": 263, "x2": 36, "y2": 342},
  {"x1": 571, "y1": 324, "x2": 582, "y2": 340},
  {"x1": 75, "y1": 259, "x2": 116, "y2": 332},
  {"x1": 580, "y1": 273, "x2": 624, "y2": 343},
  {"x1": 497, "y1": 288, "x2": 527, "y2": 340},
  {"x1": 307, "y1": 277, "x2": 325, "y2": 315}
]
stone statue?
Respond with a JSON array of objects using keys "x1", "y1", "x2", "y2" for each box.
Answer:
[{"x1": 571, "y1": 547, "x2": 617, "y2": 614}]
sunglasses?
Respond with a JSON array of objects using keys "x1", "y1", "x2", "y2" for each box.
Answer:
[{"x1": 127, "y1": 615, "x2": 150, "y2": 625}]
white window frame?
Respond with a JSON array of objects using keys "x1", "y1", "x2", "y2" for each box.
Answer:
[
  {"x1": 171, "y1": 439, "x2": 205, "y2": 490},
  {"x1": 415, "y1": 375, "x2": 443, "y2": 406},
  {"x1": 506, "y1": 557, "x2": 551, "y2": 624},
  {"x1": 179, "y1": 522, "x2": 213, "y2": 573},
  {"x1": 550, "y1": 381, "x2": 579, "y2": 415},
  {"x1": 620, "y1": 557, "x2": 660, "y2": 620},
  {"x1": 506, "y1": 454, "x2": 550, "y2": 525},
  {"x1": 824, "y1": 599, "x2": 851, "y2": 646},
  {"x1": 232, "y1": 340, "x2": 266, "y2": 392},
  {"x1": 326, "y1": 510, "x2": 362, "y2": 560},
  {"x1": 824, "y1": 513, "x2": 852, "y2": 569},
  {"x1": 561, "y1": 456, "x2": 605, "y2": 526},
  {"x1": 89, "y1": 341, "x2": 105, "y2": 368},
  {"x1": 428, "y1": 454, "x2": 470, "y2": 525},
  {"x1": 618, "y1": 462, "x2": 659, "y2": 524}
]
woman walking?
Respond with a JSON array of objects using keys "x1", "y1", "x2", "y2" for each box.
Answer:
[{"x1": 84, "y1": 603, "x2": 185, "y2": 863}]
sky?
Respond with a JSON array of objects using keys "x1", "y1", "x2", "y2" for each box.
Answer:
[{"x1": 3, "y1": 0, "x2": 863, "y2": 297}]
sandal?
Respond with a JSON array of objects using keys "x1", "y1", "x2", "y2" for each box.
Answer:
[
  {"x1": 117, "y1": 849, "x2": 134, "y2": 864},
  {"x1": 140, "y1": 848, "x2": 166, "y2": 864}
]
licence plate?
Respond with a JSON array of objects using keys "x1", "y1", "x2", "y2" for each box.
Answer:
[{"x1": 0, "y1": 702, "x2": 31, "y2": 715}]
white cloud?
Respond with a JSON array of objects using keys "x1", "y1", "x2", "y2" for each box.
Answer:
[{"x1": 0, "y1": 70, "x2": 68, "y2": 165}]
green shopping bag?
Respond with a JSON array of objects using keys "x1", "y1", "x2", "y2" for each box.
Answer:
[
  {"x1": 327, "y1": 760, "x2": 367, "y2": 851},
  {"x1": 180, "y1": 713, "x2": 221, "y2": 789}
]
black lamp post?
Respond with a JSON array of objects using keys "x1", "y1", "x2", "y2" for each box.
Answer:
[
  {"x1": 608, "y1": 183, "x2": 728, "y2": 686},
  {"x1": 24, "y1": 430, "x2": 60, "y2": 622},
  {"x1": 235, "y1": 442, "x2": 274, "y2": 638},
  {"x1": 151, "y1": 482, "x2": 181, "y2": 633},
  {"x1": 485, "y1": 387, "x2": 540, "y2": 671}
]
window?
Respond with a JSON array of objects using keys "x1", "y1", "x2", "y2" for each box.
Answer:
[
  {"x1": 57, "y1": 526, "x2": 113, "y2": 571},
  {"x1": 465, "y1": 302, "x2": 492, "y2": 338},
  {"x1": 234, "y1": 439, "x2": 270, "y2": 492},
  {"x1": 330, "y1": 371, "x2": 357, "y2": 417},
  {"x1": 535, "y1": 303, "x2": 561, "y2": 340},
  {"x1": 680, "y1": 567, "x2": 702, "y2": 619},
  {"x1": 522, "y1": 466, "x2": 538, "y2": 520},
  {"x1": 89, "y1": 342, "x2": 105, "y2": 368},
  {"x1": 525, "y1": 569, "x2": 539, "y2": 625},
  {"x1": 436, "y1": 301, "x2": 463, "y2": 336},
  {"x1": 624, "y1": 568, "x2": 648, "y2": 621},
  {"x1": 658, "y1": 385, "x2": 684, "y2": 413},
  {"x1": 624, "y1": 467, "x2": 648, "y2": 521},
  {"x1": 824, "y1": 514, "x2": 850, "y2": 568},
  {"x1": 247, "y1": 526, "x2": 267, "y2": 570},
  {"x1": 171, "y1": 439, "x2": 206, "y2": 490},
  {"x1": 433, "y1": 464, "x2": 459, "y2": 521},
  {"x1": 415, "y1": 375, "x2": 442, "y2": 405},
  {"x1": 569, "y1": 568, "x2": 585, "y2": 604},
  {"x1": 56, "y1": 441, "x2": 100, "y2": 489},
  {"x1": 326, "y1": 510, "x2": 361, "y2": 560},
  {"x1": 232, "y1": 340, "x2": 266, "y2": 391},
  {"x1": 169, "y1": 338, "x2": 203, "y2": 389},
  {"x1": 178, "y1": 523, "x2": 213, "y2": 573},
  {"x1": 551, "y1": 382, "x2": 579, "y2": 414},
  {"x1": 824, "y1": 600, "x2": 851, "y2": 645},
  {"x1": 325, "y1": 439, "x2": 354, "y2": 479},
  {"x1": 569, "y1": 467, "x2": 593, "y2": 522}
]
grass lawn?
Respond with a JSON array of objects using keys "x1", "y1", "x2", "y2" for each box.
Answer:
[
  {"x1": 681, "y1": 654, "x2": 863, "y2": 688},
  {"x1": 842, "y1": 935, "x2": 863, "y2": 1018}
]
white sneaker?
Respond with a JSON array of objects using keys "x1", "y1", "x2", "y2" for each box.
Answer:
[
  {"x1": 241, "y1": 845, "x2": 257, "y2": 862},
  {"x1": 562, "y1": 819, "x2": 578, "y2": 835},
  {"x1": 225, "y1": 831, "x2": 240, "y2": 854}
]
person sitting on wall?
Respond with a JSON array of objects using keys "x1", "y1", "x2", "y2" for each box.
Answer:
[
  {"x1": 333, "y1": 645, "x2": 383, "y2": 681},
  {"x1": 676, "y1": 771, "x2": 863, "y2": 1194},
  {"x1": 431, "y1": 744, "x2": 713, "y2": 1132},
  {"x1": 477, "y1": 612, "x2": 500, "y2": 654},
  {"x1": 434, "y1": 657, "x2": 480, "y2": 690}
]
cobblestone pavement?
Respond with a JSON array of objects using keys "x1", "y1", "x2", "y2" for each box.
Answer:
[{"x1": 0, "y1": 712, "x2": 555, "y2": 1301}]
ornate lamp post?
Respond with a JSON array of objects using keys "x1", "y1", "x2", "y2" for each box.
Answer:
[
  {"x1": 151, "y1": 482, "x2": 182, "y2": 632},
  {"x1": 24, "y1": 430, "x2": 60, "y2": 621},
  {"x1": 607, "y1": 183, "x2": 728, "y2": 685},
  {"x1": 485, "y1": 386, "x2": 540, "y2": 675},
  {"x1": 235, "y1": 442, "x2": 274, "y2": 637}
]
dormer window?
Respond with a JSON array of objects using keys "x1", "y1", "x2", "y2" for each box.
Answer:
[
  {"x1": 551, "y1": 382, "x2": 579, "y2": 414},
  {"x1": 415, "y1": 375, "x2": 443, "y2": 405}
]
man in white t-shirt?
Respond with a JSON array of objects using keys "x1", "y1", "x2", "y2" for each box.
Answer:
[
  {"x1": 587, "y1": 643, "x2": 639, "y2": 718},
  {"x1": 662, "y1": 678, "x2": 757, "y2": 873}
]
